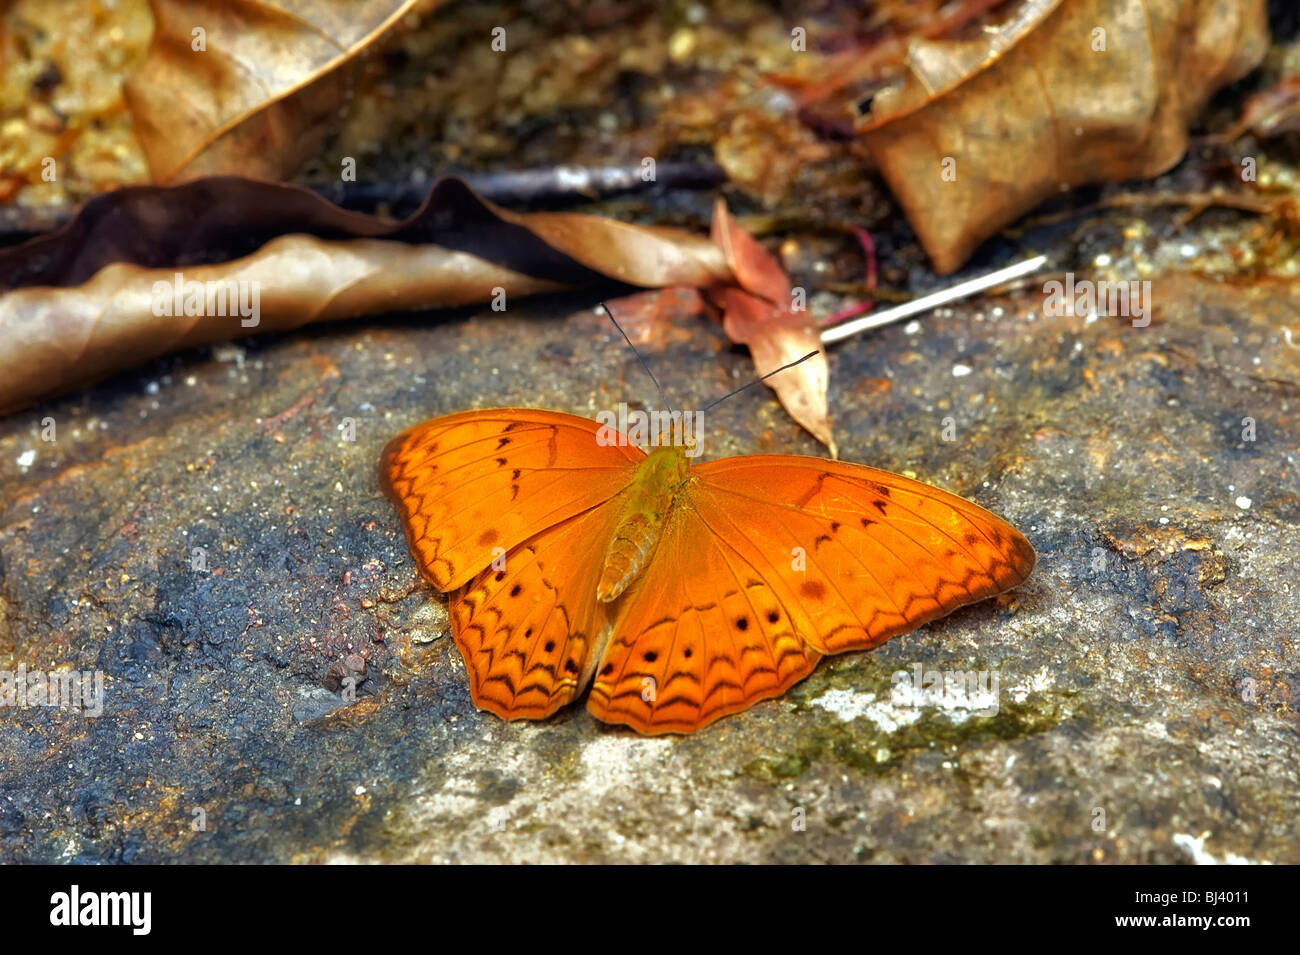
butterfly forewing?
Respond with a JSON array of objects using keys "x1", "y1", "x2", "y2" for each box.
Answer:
[
  {"x1": 689, "y1": 456, "x2": 1035, "y2": 654},
  {"x1": 380, "y1": 408, "x2": 645, "y2": 590}
]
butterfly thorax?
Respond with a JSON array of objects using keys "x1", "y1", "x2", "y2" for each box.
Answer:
[{"x1": 596, "y1": 445, "x2": 690, "y2": 603}]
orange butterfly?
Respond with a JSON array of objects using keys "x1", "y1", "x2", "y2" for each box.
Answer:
[{"x1": 380, "y1": 407, "x2": 1035, "y2": 734}]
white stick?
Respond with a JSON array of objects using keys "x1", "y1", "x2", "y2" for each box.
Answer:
[{"x1": 820, "y1": 254, "x2": 1048, "y2": 344}]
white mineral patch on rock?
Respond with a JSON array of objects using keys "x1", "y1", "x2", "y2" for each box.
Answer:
[{"x1": 808, "y1": 689, "x2": 922, "y2": 732}]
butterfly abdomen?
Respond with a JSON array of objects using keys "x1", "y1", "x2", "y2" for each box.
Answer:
[{"x1": 597, "y1": 512, "x2": 661, "y2": 602}]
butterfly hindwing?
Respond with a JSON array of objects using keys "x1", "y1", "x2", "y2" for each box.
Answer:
[
  {"x1": 588, "y1": 504, "x2": 822, "y2": 734},
  {"x1": 380, "y1": 408, "x2": 645, "y2": 590},
  {"x1": 452, "y1": 497, "x2": 627, "y2": 721}
]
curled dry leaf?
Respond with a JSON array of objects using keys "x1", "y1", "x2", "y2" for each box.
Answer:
[
  {"x1": 124, "y1": 0, "x2": 425, "y2": 182},
  {"x1": 708, "y1": 200, "x2": 834, "y2": 454},
  {"x1": 856, "y1": 0, "x2": 1268, "y2": 273},
  {"x1": 0, "y1": 176, "x2": 729, "y2": 414}
]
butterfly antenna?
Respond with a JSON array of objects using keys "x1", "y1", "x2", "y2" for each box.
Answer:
[
  {"x1": 701, "y1": 349, "x2": 820, "y2": 413},
  {"x1": 599, "y1": 301, "x2": 676, "y2": 414}
]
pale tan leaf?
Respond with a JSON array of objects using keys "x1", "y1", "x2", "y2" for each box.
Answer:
[
  {"x1": 857, "y1": 0, "x2": 1269, "y2": 273},
  {"x1": 124, "y1": 0, "x2": 426, "y2": 182}
]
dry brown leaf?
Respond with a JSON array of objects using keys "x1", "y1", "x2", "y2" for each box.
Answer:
[
  {"x1": 0, "y1": 177, "x2": 730, "y2": 414},
  {"x1": 124, "y1": 0, "x2": 424, "y2": 182},
  {"x1": 856, "y1": 0, "x2": 1268, "y2": 273},
  {"x1": 0, "y1": 178, "x2": 841, "y2": 449}
]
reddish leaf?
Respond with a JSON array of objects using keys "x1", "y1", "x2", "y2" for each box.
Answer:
[{"x1": 707, "y1": 200, "x2": 833, "y2": 453}]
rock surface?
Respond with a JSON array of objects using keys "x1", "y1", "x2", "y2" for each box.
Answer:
[{"x1": 1, "y1": 267, "x2": 1297, "y2": 863}]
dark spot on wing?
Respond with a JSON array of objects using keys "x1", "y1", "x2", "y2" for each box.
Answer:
[{"x1": 800, "y1": 580, "x2": 827, "y2": 601}]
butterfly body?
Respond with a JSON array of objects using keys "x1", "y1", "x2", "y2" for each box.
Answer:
[
  {"x1": 597, "y1": 445, "x2": 689, "y2": 602},
  {"x1": 382, "y1": 408, "x2": 1034, "y2": 734}
]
